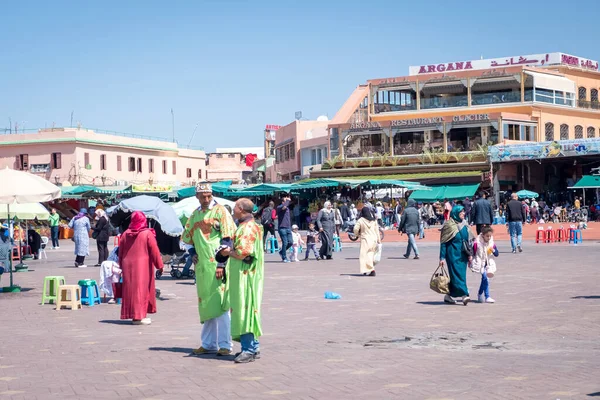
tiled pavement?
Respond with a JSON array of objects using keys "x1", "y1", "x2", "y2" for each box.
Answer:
[{"x1": 1, "y1": 239, "x2": 599, "y2": 400}]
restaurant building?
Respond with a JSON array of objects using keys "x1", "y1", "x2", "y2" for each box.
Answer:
[{"x1": 314, "y1": 52, "x2": 600, "y2": 201}]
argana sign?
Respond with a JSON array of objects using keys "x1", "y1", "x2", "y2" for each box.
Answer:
[{"x1": 409, "y1": 52, "x2": 599, "y2": 75}]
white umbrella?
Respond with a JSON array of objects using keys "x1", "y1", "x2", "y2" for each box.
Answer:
[
  {"x1": 0, "y1": 203, "x2": 50, "y2": 220},
  {"x1": 0, "y1": 168, "x2": 61, "y2": 292}
]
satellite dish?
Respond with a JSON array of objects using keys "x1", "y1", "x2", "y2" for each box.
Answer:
[{"x1": 316, "y1": 115, "x2": 329, "y2": 121}]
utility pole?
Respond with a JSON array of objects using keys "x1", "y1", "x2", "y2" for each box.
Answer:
[
  {"x1": 171, "y1": 108, "x2": 175, "y2": 143},
  {"x1": 70, "y1": 111, "x2": 74, "y2": 127}
]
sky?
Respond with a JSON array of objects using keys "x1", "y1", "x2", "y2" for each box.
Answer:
[{"x1": 1, "y1": 0, "x2": 600, "y2": 151}]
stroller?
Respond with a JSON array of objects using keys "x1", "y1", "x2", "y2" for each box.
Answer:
[{"x1": 156, "y1": 248, "x2": 195, "y2": 279}]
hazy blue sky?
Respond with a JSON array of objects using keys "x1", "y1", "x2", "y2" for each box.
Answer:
[{"x1": 1, "y1": 0, "x2": 599, "y2": 151}]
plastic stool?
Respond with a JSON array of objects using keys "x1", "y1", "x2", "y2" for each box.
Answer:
[
  {"x1": 113, "y1": 234, "x2": 120, "y2": 247},
  {"x1": 569, "y1": 229, "x2": 583, "y2": 244},
  {"x1": 11, "y1": 246, "x2": 21, "y2": 261},
  {"x1": 556, "y1": 227, "x2": 567, "y2": 242},
  {"x1": 333, "y1": 236, "x2": 342, "y2": 252},
  {"x1": 545, "y1": 227, "x2": 555, "y2": 243},
  {"x1": 41, "y1": 276, "x2": 66, "y2": 304},
  {"x1": 535, "y1": 228, "x2": 545, "y2": 243},
  {"x1": 267, "y1": 236, "x2": 280, "y2": 254},
  {"x1": 78, "y1": 279, "x2": 101, "y2": 306},
  {"x1": 55, "y1": 285, "x2": 82, "y2": 310}
]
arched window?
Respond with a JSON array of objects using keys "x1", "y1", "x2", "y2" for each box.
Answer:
[
  {"x1": 587, "y1": 127, "x2": 596, "y2": 138},
  {"x1": 591, "y1": 89, "x2": 599, "y2": 102},
  {"x1": 545, "y1": 122, "x2": 554, "y2": 141},
  {"x1": 560, "y1": 124, "x2": 569, "y2": 140},
  {"x1": 579, "y1": 87, "x2": 587, "y2": 100},
  {"x1": 575, "y1": 125, "x2": 583, "y2": 139}
]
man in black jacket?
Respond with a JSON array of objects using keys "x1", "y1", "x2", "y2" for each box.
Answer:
[
  {"x1": 398, "y1": 199, "x2": 420, "y2": 259},
  {"x1": 339, "y1": 202, "x2": 350, "y2": 228},
  {"x1": 506, "y1": 192, "x2": 525, "y2": 253},
  {"x1": 470, "y1": 192, "x2": 494, "y2": 234}
]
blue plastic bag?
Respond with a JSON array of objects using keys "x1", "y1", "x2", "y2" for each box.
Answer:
[{"x1": 324, "y1": 291, "x2": 341, "y2": 300}]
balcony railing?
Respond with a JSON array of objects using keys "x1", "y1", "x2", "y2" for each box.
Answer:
[
  {"x1": 471, "y1": 91, "x2": 521, "y2": 106},
  {"x1": 345, "y1": 145, "x2": 387, "y2": 158},
  {"x1": 577, "y1": 99, "x2": 600, "y2": 110},
  {"x1": 374, "y1": 103, "x2": 417, "y2": 113},
  {"x1": 421, "y1": 95, "x2": 468, "y2": 109}
]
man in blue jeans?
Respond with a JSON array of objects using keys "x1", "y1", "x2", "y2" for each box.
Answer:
[
  {"x1": 276, "y1": 195, "x2": 293, "y2": 263},
  {"x1": 399, "y1": 199, "x2": 420, "y2": 260},
  {"x1": 506, "y1": 192, "x2": 525, "y2": 253}
]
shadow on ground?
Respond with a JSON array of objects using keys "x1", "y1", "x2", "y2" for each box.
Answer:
[
  {"x1": 148, "y1": 346, "x2": 235, "y2": 361},
  {"x1": 572, "y1": 295, "x2": 600, "y2": 299}
]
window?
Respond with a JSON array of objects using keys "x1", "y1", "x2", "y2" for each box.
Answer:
[
  {"x1": 148, "y1": 159, "x2": 154, "y2": 173},
  {"x1": 275, "y1": 148, "x2": 281, "y2": 163},
  {"x1": 186, "y1": 168, "x2": 192, "y2": 178},
  {"x1": 51, "y1": 153, "x2": 62, "y2": 169},
  {"x1": 16, "y1": 154, "x2": 29, "y2": 170},
  {"x1": 592, "y1": 89, "x2": 599, "y2": 103},
  {"x1": 290, "y1": 143, "x2": 296, "y2": 159},
  {"x1": 228, "y1": 154, "x2": 235, "y2": 158},
  {"x1": 575, "y1": 125, "x2": 583, "y2": 139},
  {"x1": 117, "y1": 156, "x2": 122, "y2": 171},
  {"x1": 545, "y1": 123, "x2": 554, "y2": 141},
  {"x1": 504, "y1": 124, "x2": 520, "y2": 140},
  {"x1": 560, "y1": 124, "x2": 569, "y2": 140},
  {"x1": 162, "y1": 160, "x2": 167, "y2": 174},
  {"x1": 330, "y1": 128, "x2": 339, "y2": 152},
  {"x1": 137, "y1": 157, "x2": 142, "y2": 173},
  {"x1": 216, "y1": 154, "x2": 223, "y2": 158},
  {"x1": 283, "y1": 145, "x2": 290, "y2": 161},
  {"x1": 198, "y1": 169, "x2": 202, "y2": 179},
  {"x1": 84, "y1": 152, "x2": 90, "y2": 167},
  {"x1": 100, "y1": 154, "x2": 106, "y2": 170},
  {"x1": 128, "y1": 157, "x2": 136, "y2": 172},
  {"x1": 579, "y1": 86, "x2": 587, "y2": 101},
  {"x1": 588, "y1": 127, "x2": 596, "y2": 138},
  {"x1": 172, "y1": 160, "x2": 176, "y2": 175}
]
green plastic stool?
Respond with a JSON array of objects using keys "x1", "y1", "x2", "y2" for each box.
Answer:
[
  {"x1": 78, "y1": 279, "x2": 101, "y2": 306},
  {"x1": 41, "y1": 276, "x2": 66, "y2": 304}
]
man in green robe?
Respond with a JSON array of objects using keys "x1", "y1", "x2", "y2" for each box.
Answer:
[
  {"x1": 182, "y1": 182, "x2": 237, "y2": 356},
  {"x1": 221, "y1": 198, "x2": 264, "y2": 363}
]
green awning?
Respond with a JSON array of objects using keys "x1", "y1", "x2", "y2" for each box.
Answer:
[
  {"x1": 410, "y1": 183, "x2": 480, "y2": 202},
  {"x1": 60, "y1": 185, "x2": 96, "y2": 198},
  {"x1": 94, "y1": 185, "x2": 132, "y2": 195},
  {"x1": 255, "y1": 165, "x2": 266, "y2": 173},
  {"x1": 177, "y1": 181, "x2": 234, "y2": 199},
  {"x1": 569, "y1": 175, "x2": 600, "y2": 189}
]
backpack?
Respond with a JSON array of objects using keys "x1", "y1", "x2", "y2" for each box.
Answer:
[{"x1": 261, "y1": 207, "x2": 273, "y2": 225}]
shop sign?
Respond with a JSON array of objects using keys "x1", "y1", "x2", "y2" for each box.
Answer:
[
  {"x1": 349, "y1": 121, "x2": 382, "y2": 131},
  {"x1": 489, "y1": 138, "x2": 600, "y2": 163},
  {"x1": 265, "y1": 124, "x2": 281, "y2": 131},
  {"x1": 391, "y1": 117, "x2": 443, "y2": 127},
  {"x1": 452, "y1": 114, "x2": 489, "y2": 123},
  {"x1": 132, "y1": 184, "x2": 173, "y2": 193},
  {"x1": 409, "y1": 52, "x2": 599, "y2": 75},
  {"x1": 30, "y1": 164, "x2": 50, "y2": 173}
]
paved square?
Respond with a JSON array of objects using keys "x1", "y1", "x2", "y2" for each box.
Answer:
[{"x1": 1, "y1": 238, "x2": 599, "y2": 399}]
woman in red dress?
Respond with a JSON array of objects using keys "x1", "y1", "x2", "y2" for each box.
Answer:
[{"x1": 118, "y1": 211, "x2": 164, "y2": 325}]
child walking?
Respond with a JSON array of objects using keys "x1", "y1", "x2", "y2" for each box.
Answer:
[
  {"x1": 471, "y1": 225, "x2": 498, "y2": 303},
  {"x1": 304, "y1": 222, "x2": 320, "y2": 261},
  {"x1": 290, "y1": 225, "x2": 304, "y2": 262}
]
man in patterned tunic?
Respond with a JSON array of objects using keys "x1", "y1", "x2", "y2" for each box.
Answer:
[
  {"x1": 220, "y1": 198, "x2": 264, "y2": 363},
  {"x1": 182, "y1": 182, "x2": 237, "y2": 356}
]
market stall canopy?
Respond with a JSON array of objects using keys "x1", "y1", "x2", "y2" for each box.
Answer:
[
  {"x1": 94, "y1": 185, "x2": 132, "y2": 195},
  {"x1": 176, "y1": 181, "x2": 234, "y2": 199},
  {"x1": 0, "y1": 203, "x2": 50, "y2": 220},
  {"x1": 107, "y1": 195, "x2": 184, "y2": 255},
  {"x1": 171, "y1": 196, "x2": 235, "y2": 225},
  {"x1": 516, "y1": 189, "x2": 539, "y2": 199},
  {"x1": 568, "y1": 175, "x2": 600, "y2": 189},
  {"x1": 0, "y1": 167, "x2": 62, "y2": 204},
  {"x1": 59, "y1": 185, "x2": 96, "y2": 198},
  {"x1": 410, "y1": 183, "x2": 480, "y2": 202}
]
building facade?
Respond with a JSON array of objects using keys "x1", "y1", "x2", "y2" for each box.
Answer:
[
  {"x1": 0, "y1": 128, "x2": 207, "y2": 187},
  {"x1": 205, "y1": 152, "x2": 253, "y2": 183},
  {"x1": 274, "y1": 119, "x2": 329, "y2": 181},
  {"x1": 315, "y1": 52, "x2": 600, "y2": 200}
]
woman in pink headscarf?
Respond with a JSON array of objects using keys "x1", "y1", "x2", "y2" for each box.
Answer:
[{"x1": 118, "y1": 211, "x2": 164, "y2": 325}]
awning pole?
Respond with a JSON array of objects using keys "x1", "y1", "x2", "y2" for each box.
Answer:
[{"x1": 583, "y1": 189, "x2": 586, "y2": 207}]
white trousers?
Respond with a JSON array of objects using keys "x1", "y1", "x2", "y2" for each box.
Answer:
[{"x1": 201, "y1": 312, "x2": 231, "y2": 351}]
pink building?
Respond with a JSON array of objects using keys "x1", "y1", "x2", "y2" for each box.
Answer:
[
  {"x1": 273, "y1": 119, "x2": 329, "y2": 181},
  {"x1": 205, "y1": 152, "x2": 252, "y2": 183},
  {"x1": 0, "y1": 128, "x2": 207, "y2": 187}
]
